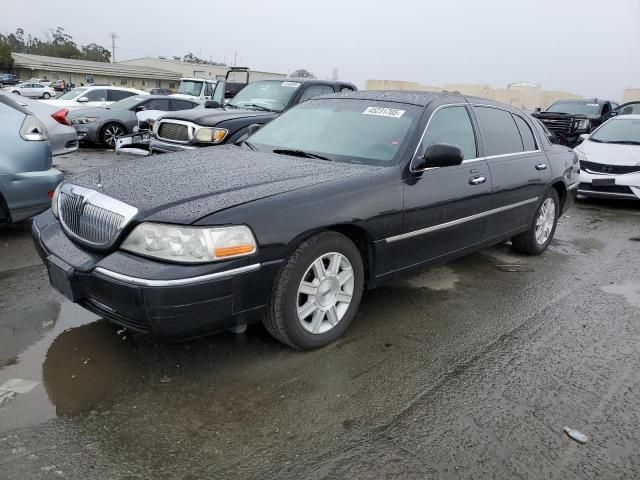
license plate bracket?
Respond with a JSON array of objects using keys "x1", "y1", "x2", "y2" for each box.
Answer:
[
  {"x1": 46, "y1": 255, "x2": 81, "y2": 302},
  {"x1": 592, "y1": 178, "x2": 616, "y2": 187}
]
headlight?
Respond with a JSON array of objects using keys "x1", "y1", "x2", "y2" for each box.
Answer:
[
  {"x1": 194, "y1": 127, "x2": 228, "y2": 143},
  {"x1": 20, "y1": 115, "x2": 47, "y2": 141},
  {"x1": 575, "y1": 119, "x2": 590, "y2": 130},
  {"x1": 72, "y1": 117, "x2": 98, "y2": 125},
  {"x1": 51, "y1": 183, "x2": 62, "y2": 218},
  {"x1": 574, "y1": 148, "x2": 587, "y2": 162},
  {"x1": 120, "y1": 223, "x2": 257, "y2": 263}
]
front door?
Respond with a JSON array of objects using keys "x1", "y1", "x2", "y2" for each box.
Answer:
[
  {"x1": 472, "y1": 106, "x2": 552, "y2": 239},
  {"x1": 398, "y1": 104, "x2": 493, "y2": 270}
]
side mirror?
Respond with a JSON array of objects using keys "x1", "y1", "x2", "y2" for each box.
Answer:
[
  {"x1": 414, "y1": 143, "x2": 464, "y2": 170},
  {"x1": 579, "y1": 133, "x2": 589, "y2": 142},
  {"x1": 535, "y1": 107, "x2": 542, "y2": 112},
  {"x1": 77, "y1": 96, "x2": 89, "y2": 103},
  {"x1": 204, "y1": 100, "x2": 221, "y2": 109},
  {"x1": 135, "y1": 105, "x2": 147, "y2": 112},
  {"x1": 608, "y1": 110, "x2": 619, "y2": 118}
]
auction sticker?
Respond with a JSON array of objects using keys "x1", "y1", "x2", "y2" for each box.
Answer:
[
  {"x1": 363, "y1": 107, "x2": 405, "y2": 118},
  {"x1": 281, "y1": 82, "x2": 301, "y2": 88}
]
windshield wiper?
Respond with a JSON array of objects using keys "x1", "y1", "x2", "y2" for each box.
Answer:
[
  {"x1": 243, "y1": 103, "x2": 274, "y2": 112},
  {"x1": 272, "y1": 149, "x2": 332, "y2": 161},
  {"x1": 240, "y1": 139, "x2": 256, "y2": 150},
  {"x1": 225, "y1": 103, "x2": 239, "y2": 109},
  {"x1": 608, "y1": 140, "x2": 640, "y2": 145}
]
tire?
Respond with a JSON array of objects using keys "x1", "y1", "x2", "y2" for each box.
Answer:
[
  {"x1": 13, "y1": 91, "x2": 20, "y2": 95},
  {"x1": 42, "y1": 92, "x2": 50, "y2": 99},
  {"x1": 264, "y1": 231, "x2": 365, "y2": 350},
  {"x1": 100, "y1": 123, "x2": 126, "y2": 148},
  {"x1": 511, "y1": 188, "x2": 559, "y2": 255}
]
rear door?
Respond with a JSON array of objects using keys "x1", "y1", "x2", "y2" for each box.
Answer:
[
  {"x1": 399, "y1": 103, "x2": 492, "y2": 268},
  {"x1": 472, "y1": 105, "x2": 551, "y2": 239}
]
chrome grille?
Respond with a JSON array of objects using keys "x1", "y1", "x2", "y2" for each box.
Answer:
[
  {"x1": 158, "y1": 122, "x2": 189, "y2": 142},
  {"x1": 57, "y1": 184, "x2": 138, "y2": 249},
  {"x1": 540, "y1": 118, "x2": 572, "y2": 136}
]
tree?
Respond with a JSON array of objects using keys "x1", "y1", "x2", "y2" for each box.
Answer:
[
  {"x1": 81, "y1": 43, "x2": 111, "y2": 62},
  {"x1": 0, "y1": 41, "x2": 13, "y2": 71},
  {"x1": 289, "y1": 69, "x2": 316, "y2": 79}
]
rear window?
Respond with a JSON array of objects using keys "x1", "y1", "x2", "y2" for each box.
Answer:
[
  {"x1": 513, "y1": 115, "x2": 537, "y2": 151},
  {"x1": 474, "y1": 107, "x2": 524, "y2": 156}
]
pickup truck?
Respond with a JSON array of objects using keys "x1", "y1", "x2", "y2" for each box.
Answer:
[
  {"x1": 531, "y1": 99, "x2": 613, "y2": 147},
  {"x1": 150, "y1": 78, "x2": 357, "y2": 153}
]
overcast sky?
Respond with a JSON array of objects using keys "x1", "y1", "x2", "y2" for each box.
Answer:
[{"x1": 3, "y1": 0, "x2": 638, "y2": 100}]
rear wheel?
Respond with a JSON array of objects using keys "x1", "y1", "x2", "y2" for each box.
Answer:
[
  {"x1": 264, "y1": 231, "x2": 364, "y2": 350},
  {"x1": 100, "y1": 123, "x2": 126, "y2": 148},
  {"x1": 511, "y1": 188, "x2": 559, "y2": 255}
]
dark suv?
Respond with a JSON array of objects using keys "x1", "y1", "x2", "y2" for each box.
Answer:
[
  {"x1": 531, "y1": 99, "x2": 613, "y2": 147},
  {"x1": 150, "y1": 78, "x2": 357, "y2": 153},
  {"x1": 0, "y1": 73, "x2": 18, "y2": 87}
]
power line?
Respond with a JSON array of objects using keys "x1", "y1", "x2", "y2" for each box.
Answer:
[{"x1": 108, "y1": 32, "x2": 119, "y2": 62}]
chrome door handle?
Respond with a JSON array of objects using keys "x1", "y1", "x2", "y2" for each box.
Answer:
[
  {"x1": 535, "y1": 163, "x2": 548, "y2": 170},
  {"x1": 469, "y1": 175, "x2": 487, "y2": 185}
]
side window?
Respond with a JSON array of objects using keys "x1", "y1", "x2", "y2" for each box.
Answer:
[
  {"x1": 146, "y1": 99, "x2": 171, "y2": 110},
  {"x1": 417, "y1": 106, "x2": 477, "y2": 161},
  {"x1": 108, "y1": 90, "x2": 136, "y2": 102},
  {"x1": 299, "y1": 85, "x2": 335, "y2": 102},
  {"x1": 341, "y1": 86, "x2": 355, "y2": 93},
  {"x1": 204, "y1": 82, "x2": 213, "y2": 97},
  {"x1": 85, "y1": 89, "x2": 107, "y2": 102},
  {"x1": 474, "y1": 107, "x2": 524, "y2": 156},
  {"x1": 512, "y1": 114, "x2": 537, "y2": 151},
  {"x1": 171, "y1": 99, "x2": 197, "y2": 110}
]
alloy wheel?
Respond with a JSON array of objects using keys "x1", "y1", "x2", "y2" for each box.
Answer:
[
  {"x1": 103, "y1": 125, "x2": 124, "y2": 147},
  {"x1": 296, "y1": 252, "x2": 354, "y2": 334},
  {"x1": 535, "y1": 197, "x2": 555, "y2": 245}
]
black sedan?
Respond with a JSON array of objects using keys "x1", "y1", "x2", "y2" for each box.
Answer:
[{"x1": 33, "y1": 91, "x2": 579, "y2": 349}]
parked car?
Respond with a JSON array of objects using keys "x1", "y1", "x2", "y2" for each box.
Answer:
[
  {"x1": 0, "y1": 73, "x2": 18, "y2": 87},
  {"x1": 4, "y1": 94, "x2": 79, "y2": 156},
  {"x1": 150, "y1": 88, "x2": 172, "y2": 95},
  {"x1": 51, "y1": 80, "x2": 67, "y2": 92},
  {"x1": 8, "y1": 82, "x2": 57, "y2": 99},
  {"x1": 150, "y1": 78, "x2": 357, "y2": 153},
  {"x1": 0, "y1": 94, "x2": 63, "y2": 224},
  {"x1": 33, "y1": 91, "x2": 578, "y2": 349},
  {"x1": 68, "y1": 95, "x2": 199, "y2": 147},
  {"x1": 29, "y1": 78, "x2": 52, "y2": 87},
  {"x1": 611, "y1": 101, "x2": 640, "y2": 117},
  {"x1": 532, "y1": 99, "x2": 614, "y2": 147},
  {"x1": 575, "y1": 114, "x2": 640, "y2": 200},
  {"x1": 43, "y1": 86, "x2": 148, "y2": 110}
]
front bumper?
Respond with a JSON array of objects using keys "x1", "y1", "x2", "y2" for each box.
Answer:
[
  {"x1": 32, "y1": 212, "x2": 281, "y2": 339},
  {"x1": 149, "y1": 138, "x2": 197, "y2": 154},
  {"x1": 578, "y1": 170, "x2": 640, "y2": 200}
]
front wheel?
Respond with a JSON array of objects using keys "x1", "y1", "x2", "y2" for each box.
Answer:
[
  {"x1": 511, "y1": 188, "x2": 559, "y2": 255},
  {"x1": 100, "y1": 123, "x2": 126, "y2": 148},
  {"x1": 42, "y1": 92, "x2": 51, "y2": 99},
  {"x1": 264, "y1": 231, "x2": 364, "y2": 350}
]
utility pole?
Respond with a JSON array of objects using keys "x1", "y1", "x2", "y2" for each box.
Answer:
[{"x1": 108, "y1": 32, "x2": 119, "y2": 63}]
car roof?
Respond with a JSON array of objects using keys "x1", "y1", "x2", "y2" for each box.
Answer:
[
  {"x1": 318, "y1": 89, "x2": 467, "y2": 107},
  {"x1": 260, "y1": 78, "x2": 357, "y2": 88},
  {"x1": 611, "y1": 114, "x2": 640, "y2": 120},
  {"x1": 552, "y1": 99, "x2": 610, "y2": 104}
]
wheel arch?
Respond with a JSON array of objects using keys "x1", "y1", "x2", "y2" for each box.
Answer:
[
  {"x1": 550, "y1": 180, "x2": 567, "y2": 211},
  {"x1": 283, "y1": 224, "x2": 376, "y2": 287}
]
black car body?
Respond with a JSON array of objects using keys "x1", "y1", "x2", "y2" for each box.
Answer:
[
  {"x1": 532, "y1": 99, "x2": 613, "y2": 147},
  {"x1": 0, "y1": 73, "x2": 18, "y2": 86},
  {"x1": 149, "y1": 78, "x2": 357, "y2": 153},
  {"x1": 34, "y1": 91, "x2": 578, "y2": 349}
]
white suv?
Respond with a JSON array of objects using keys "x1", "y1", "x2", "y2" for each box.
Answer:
[{"x1": 43, "y1": 86, "x2": 148, "y2": 110}]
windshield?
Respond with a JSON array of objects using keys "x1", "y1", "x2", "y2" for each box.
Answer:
[
  {"x1": 546, "y1": 102, "x2": 601, "y2": 116},
  {"x1": 177, "y1": 80, "x2": 204, "y2": 97},
  {"x1": 590, "y1": 118, "x2": 640, "y2": 144},
  {"x1": 248, "y1": 99, "x2": 421, "y2": 165},
  {"x1": 59, "y1": 88, "x2": 87, "y2": 100},
  {"x1": 109, "y1": 96, "x2": 147, "y2": 110},
  {"x1": 228, "y1": 80, "x2": 301, "y2": 112}
]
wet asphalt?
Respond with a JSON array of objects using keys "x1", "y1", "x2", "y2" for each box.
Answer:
[{"x1": 1, "y1": 149, "x2": 640, "y2": 479}]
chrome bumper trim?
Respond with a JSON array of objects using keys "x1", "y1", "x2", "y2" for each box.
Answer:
[
  {"x1": 577, "y1": 190, "x2": 639, "y2": 200},
  {"x1": 93, "y1": 263, "x2": 261, "y2": 287},
  {"x1": 568, "y1": 182, "x2": 579, "y2": 191}
]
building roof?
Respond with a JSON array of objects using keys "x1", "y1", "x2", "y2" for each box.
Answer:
[
  {"x1": 117, "y1": 57, "x2": 285, "y2": 77},
  {"x1": 11, "y1": 53, "x2": 182, "y2": 80}
]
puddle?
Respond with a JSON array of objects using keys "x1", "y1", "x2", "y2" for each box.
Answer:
[
  {"x1": 601, "y1": 283, "x2": 640, "y2": 307},
  {"x1": 495, "y1": 265, "x2": 533, "y2": 273},
  {"x1": 406, "y1": 266, "x2": 459, "y2": 290},
  {"x1": 548, "y1": 238, "x2": 604, "y2": 256}
]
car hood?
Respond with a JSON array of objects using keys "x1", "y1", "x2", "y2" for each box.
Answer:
[
  {"x1": 41, "y1": 99, "x2": 99, "y2": 110},
  {"x1": 159, "y1": 107, "x2": 272, "y2": 126},
  {"x1": 70, "y1": 146, "x2": 379, "y2": 224},
  {"x1": 534, "y1": 111, "x2": 594, "y2": 120},
  {"x1": 579, "y1": 140, "x2": 640, "y2": 166}
]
